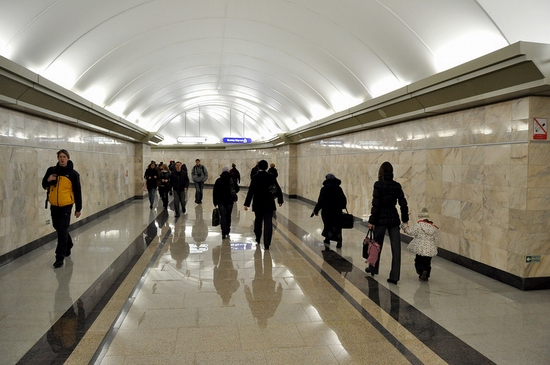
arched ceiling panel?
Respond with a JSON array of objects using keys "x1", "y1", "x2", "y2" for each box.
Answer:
[{"x1": 2, "y1": 0, "x2": 550, "y2": 146}]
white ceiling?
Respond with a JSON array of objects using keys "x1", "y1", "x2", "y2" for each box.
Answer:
[{"x1": 1, "y1": 0, "x2": 549, "y2": 145}]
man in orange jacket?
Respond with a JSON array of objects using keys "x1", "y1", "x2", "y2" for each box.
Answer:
[{"x1": 42, "y1": 149, "x2": 82, "y2": 268}]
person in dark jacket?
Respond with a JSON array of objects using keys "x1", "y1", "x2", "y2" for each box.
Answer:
[
  {"x1": 170, "y1": 161, "x2": 190, "y2": 217},
  {"x1": 158, "y1": 164, "x2": 172, "y2": 209},
  {"x1": 312, "y1": 173, "x2": 347, "y2": 248},
  {"x1": 367, "y1": 161, "x2": 409, "y2": 284},
  {"x1": 213, "y1": 166, "x2": 238, "y2": 239},
  {"x1": 229, "y1": 163, "x2": 241, "y2": 184},
  {"x1": 244, "y1": 160, "x2": 284, "y2": 249},
  {"x1": 268, "y1": 163, "x2": 278, "y2": 178},
  {"x1": 191, "y1": 159, "x2": 208, "y2": 204},
  {"x1": 250, "y1": 161, "x2": 259, "y2": 180},
  {"x1": 144, "y1": 162, "x2": 158, "y2": 209},
  {"x1": 42, "y1": 149, "x2": 82, "y2": 268}
]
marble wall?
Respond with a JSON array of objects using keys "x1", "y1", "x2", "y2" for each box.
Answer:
[
  {"x1": 293, "y1": 96, "x2": 549, "y2": 279},
  {"x1": 2, "y1": 95, "x2": 549, "y2": 281},
  {"x1": 151, "y1": 147, "x2": 289, "y2": 193},
  {"x1": 0, "y1": 107, "x2": 140, "y2": 258},
  {"x1": 154, "y1": 97, "x2": 550, "y2": 279}
]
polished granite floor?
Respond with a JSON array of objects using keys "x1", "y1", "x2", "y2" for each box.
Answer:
[{"x1": 1, "y1": 189, "x2": 550, "y2": 365}]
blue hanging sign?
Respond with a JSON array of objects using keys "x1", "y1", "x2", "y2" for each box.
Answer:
[{"x1": 223, "y1": 137, "x2": 252, "y2": 144}]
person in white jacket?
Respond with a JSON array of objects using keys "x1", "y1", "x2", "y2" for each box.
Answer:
[{"x1": 400, "y1": 208, "x2": 439, "y2": 281}]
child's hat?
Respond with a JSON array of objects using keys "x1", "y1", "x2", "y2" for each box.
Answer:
[{"x1": 418, "y1": 208, "x2": 429, "y2": 219}]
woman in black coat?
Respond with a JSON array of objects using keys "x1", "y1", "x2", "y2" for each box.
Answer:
[
  {"x1": 213, "y1": 166, "x2": 239, "y2": 239},
  {"x1": 367, "y1": 161, "x2": 409, "y2": 284},
  {"x1": 144, "y1": 162, "x2": 158, "y2": 209},
  {"x1": 313, "y1": 174, "x2": 347, "y2": 248}
]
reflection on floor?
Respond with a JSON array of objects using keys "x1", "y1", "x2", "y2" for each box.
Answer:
[{"x1": 1, "y1": 189, "x2": 550, "y2": 365}]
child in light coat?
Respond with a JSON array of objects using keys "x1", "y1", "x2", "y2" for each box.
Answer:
[{"x1": 400, "y1": 208, "x2": 439, "y2": 281}]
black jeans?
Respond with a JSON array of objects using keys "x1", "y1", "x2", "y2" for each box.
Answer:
[
  {"x1": 51, "y1": 205, "x2": 73, "y2": 260},
  {"x1": 254, "y1": 210, "x2": 274, "y2": 247},
  {"x1": 415, "y1": 255, "x2": 432, "y2": 278},
  {"x1": 372, "y1": 225, "x2": 402, "y2": 281},
  {"x1": 159, "y1": 186, "x2": 170, "y2": 207},
  {"x1": 218, "y1": 203, "x2": 234, "y2": 236}
]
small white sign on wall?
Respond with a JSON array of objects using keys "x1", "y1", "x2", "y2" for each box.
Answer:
[{"x1": 533, "y1": 118, "x2": 547, "y2": 140}]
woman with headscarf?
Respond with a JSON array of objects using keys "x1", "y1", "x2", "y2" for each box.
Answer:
[
  {"x1": 312, "y1": 173, "x2": 348, "y2": 248},
  {"x1": 367, "y1": 161, "x2": 409, "y2": 284}
]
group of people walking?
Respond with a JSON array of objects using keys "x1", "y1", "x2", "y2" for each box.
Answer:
[
  {"x1": 44, "y1": 148, "x2": 438, "y2": 285},
  {"x1": 144, "y1": 158, "x2": 284, "y2": 249},
  {"x1": 213, "y1": 159, "x2": 283, "y2": 249},
  {"x1": 143, "y1": 158, "x2": 211, "y2": 215},
  {"x1": 312, "y1": 161, "x2": 439, "y2": 285}
]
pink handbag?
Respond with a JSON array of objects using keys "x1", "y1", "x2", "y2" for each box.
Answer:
[{"x1": 362, "y1": 229, "x2": 380, "y2": 267}]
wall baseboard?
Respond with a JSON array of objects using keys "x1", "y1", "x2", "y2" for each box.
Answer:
[{"x1": 0, "y1": 197, "x2": 136, "y2": 268}]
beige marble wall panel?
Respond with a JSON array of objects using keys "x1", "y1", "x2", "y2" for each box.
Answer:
[
  {"x1": 481, "y1": 244, "x2": 508, "y2": 272},
  {"x1": 461, "y1": 183, "x2": 483, "y2": 205},
  {"x1": 0, "y1": 107, "x2": 137, "y2": 258},
  {"x1": 461, "y1": 201, "x2": 483, "y2": 222},
  {"x1": 525, "y1": 258, "x2": 549, "y2": 277},
  {"x1": 152, "y1": 148, "x2": 285, "y2": 192},
  {"x1": 506, "y1": 230, "x2": 530, "y2": 255},
  {"x1": 508, "y1": 187, "x2": 527, "y2": 211},
  {"x1": 442, "y1": 181, "x2": 461, "y2": 201},
  {"x1": 483, "y1": 165, "x2": 511, "y2": 187},
  {"x1": 461, "y1": 220, "x2": 482, "y2": 243}
]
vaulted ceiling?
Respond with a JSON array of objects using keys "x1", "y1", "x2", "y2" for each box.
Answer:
[{"x1": 1, "y1": 0, "x2": 549, "y2": 145}]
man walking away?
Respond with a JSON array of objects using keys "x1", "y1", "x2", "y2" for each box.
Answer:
[{"x1": 244, "y1": 160, "x2": 283, "y2": 250}]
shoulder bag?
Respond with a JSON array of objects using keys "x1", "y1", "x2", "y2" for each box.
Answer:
[{"x1": 341, "y1": 208, "x2": 354, "y2": 229}]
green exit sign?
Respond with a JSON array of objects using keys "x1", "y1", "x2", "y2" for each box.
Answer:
[{"x1": 526, "y1": 255, "x2": 541, "y2": 263}]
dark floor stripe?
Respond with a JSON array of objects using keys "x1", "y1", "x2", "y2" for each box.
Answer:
[
  {"x1": 16, "y1": 209, "x2": 170, "y2": 365},
  {"x1": 90, "y1": 213, "x2": 173, "y2": 365},
  {"x1": 275, "y1": 222, "x2": 423, "y2": 365},
  {"x1": 275, "y1": 212, "x2": 495, "y2": 365}
]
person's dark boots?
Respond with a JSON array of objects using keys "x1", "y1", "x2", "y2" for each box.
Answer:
[
  {"x1": 53, "y1": 256, "x2": 64, "y2": 268},
  {"x1": 65, "y1": 241, "x2": 74, "y2": 257}
]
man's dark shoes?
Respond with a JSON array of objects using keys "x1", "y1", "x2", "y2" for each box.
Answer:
[
  {"x1": 336, "y1": 242, "x2": 342, "y2": 248},
  {"x1": 53, "y1": 260, "x2": 63, "y2": 268},
  {"x1": 387, "y1": 279, "x2": 398, "y2": 284},
  {"x1": 65, "y1": 242, "x2": 73, "y2": 257}
]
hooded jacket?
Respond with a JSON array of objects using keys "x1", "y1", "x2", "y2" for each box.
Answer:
[
  {"x1": 213, "y1": 171, "x2": 238, "y2": 206},
  {"x1": 42, "y1": 160, "x2": 82, "y2": 211},
  {"x1": 313, "y1": 177, "x2": 347, "y2": 218},
  {"x1": 401, "y1": 220, "x2": 439, "y2": 257}
]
